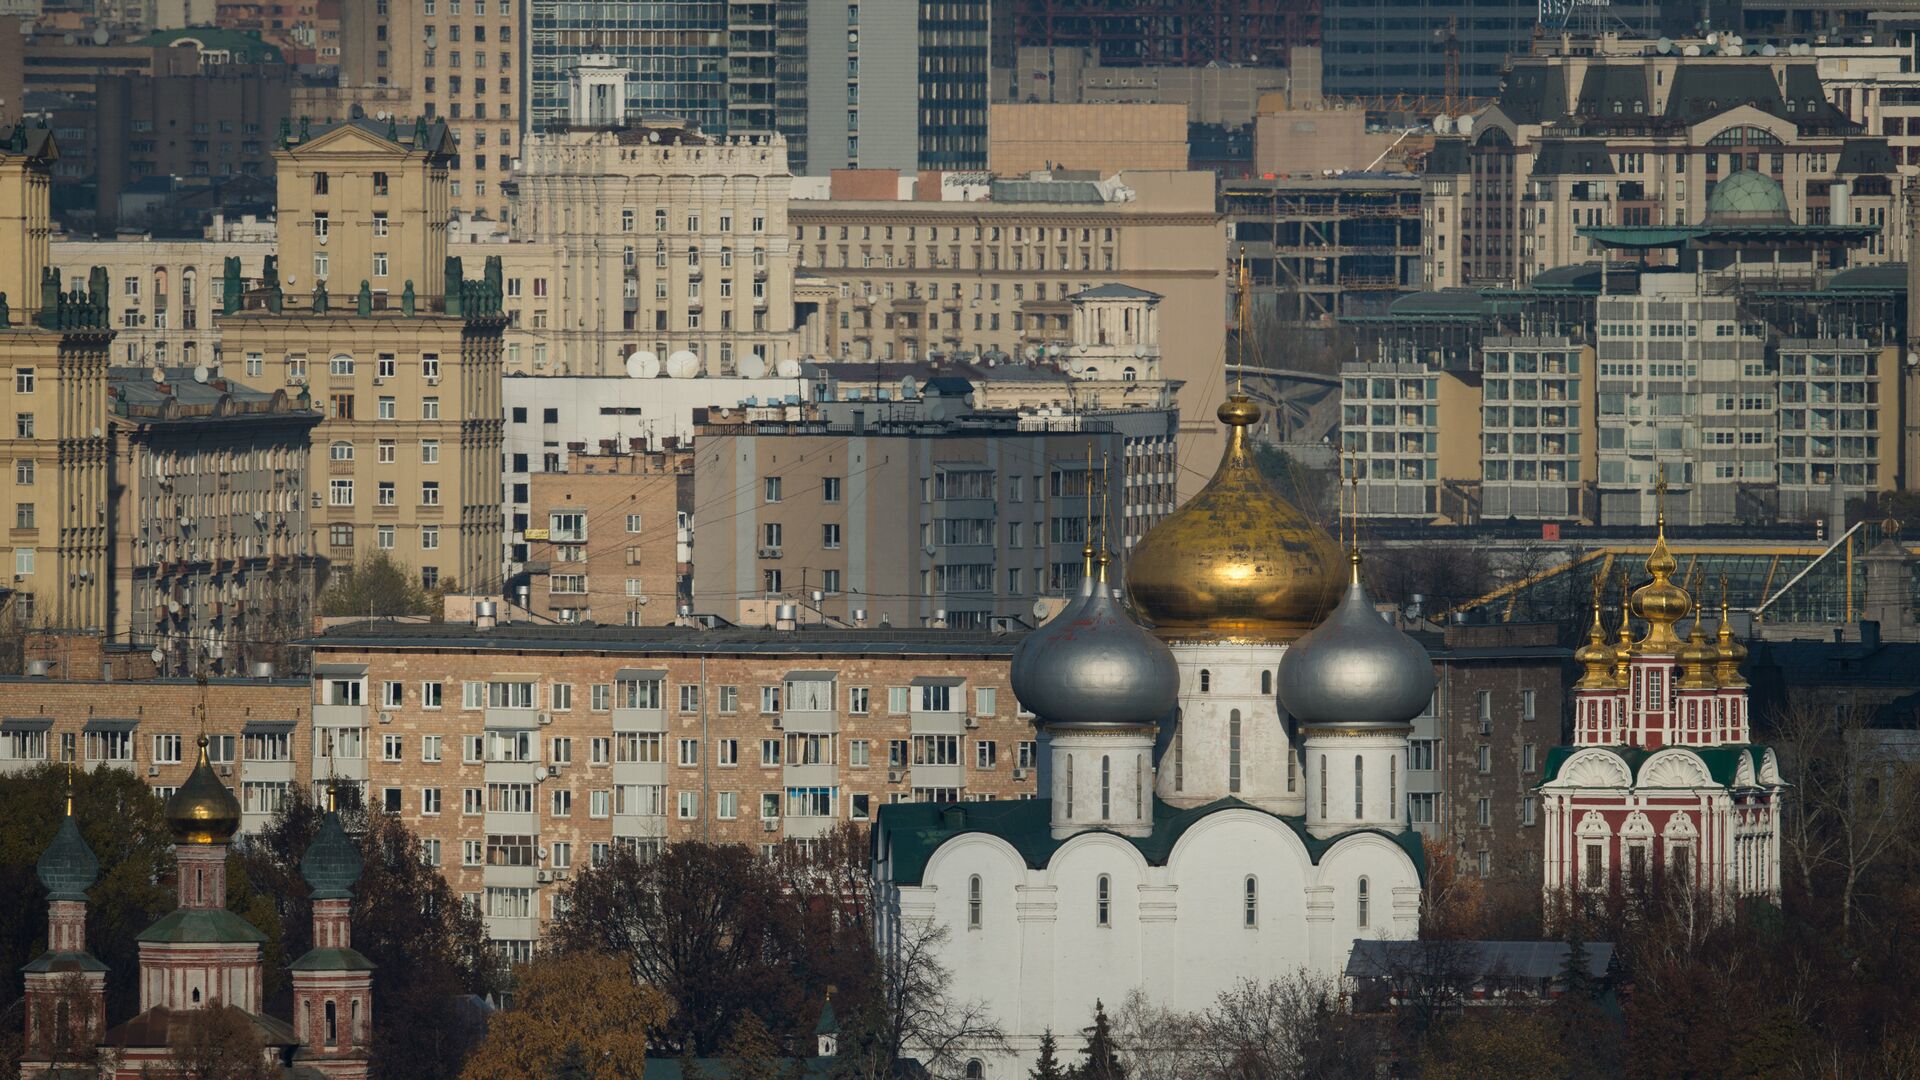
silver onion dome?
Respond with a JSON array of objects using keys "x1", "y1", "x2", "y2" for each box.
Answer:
[
  {"x1": 1278, "y1": 557, "x2": 1435, "y2": 727},
  {"x1": 1011, "y1": 558, "x2": 1179, "y2": 728},
  {"x1": 1011, "y1": 546, "x2": 1096, "y2": 692}
]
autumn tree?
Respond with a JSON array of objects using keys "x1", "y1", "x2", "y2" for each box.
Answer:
[
  {"x1": 237, "y1": 787, "x2": 497, "y2": 1080},
  {"x1": 547, "y1": 842, "x2": 821, "y2": 1055},
  {"x1": 316, "y1": 551, "x2": 435, "y2": 618},
  {"x1": 170, "y1": 1003, "x2": 283, "y2": 1080},
  {"x1": 459, "y1": 952, "x2": 667, "y2": 1080},
  {"x1": 1417, "y1": 1011, "x2": 1566, "y2": 1080}
]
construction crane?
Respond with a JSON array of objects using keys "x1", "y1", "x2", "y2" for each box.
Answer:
[{"x1": 1437, "y1": 17, "x2": 1462, "y2": 116}]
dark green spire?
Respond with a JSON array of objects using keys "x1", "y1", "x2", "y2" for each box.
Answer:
[
  {"x1": 38, "y1": 775, "x2": 100, "y2": 901},
  {"x1": 300, "y1": 812, "x2": 363, "y2": 900}
]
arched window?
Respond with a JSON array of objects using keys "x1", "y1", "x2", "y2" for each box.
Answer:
[
  {"x1": 1318, "y1": 755, "x2": 1327, "y2": 818},
  {"x1": 324, "y1": 1000, "x2": 338, "y2": 1047},
  {"x1": 1390, "y1": 755, "x2": 1398, "y2": 817},
  {"x1": 192, "y1": 988, "x2": 202, "y2": 1004},
  {"x1": 1199, "y1": 669, "x2": 1211, "y2": 693},
  {"x1": 1064, "y1": 755, "x2": 1074, "y2": 817},
  {"x1": 967, "y1": 875, "x2": 982, "y2": 929},
  {"x1": 1357, "y1": 877, "x2": 1370, "y2": 929},
  {"x1": 1228, "y1": 710, "x2": 1242, "y2": 794},
  {"x1": 966, "y1": 1060, "x2": 985, "y2": 1078},
  {"x1": 1261, "y1": 670, "x2": 1272, "y2": 695},
  {"x1": 1243, "y1": 876, "x2": 1258, "y2": 927},
  {"x1": 1354, "y1": 755, "x2": 1365, "y2": 819},
  {"x1": 351, "y1": 998, "x2": 362, "y2": 1044},
  {"x1": 1100, "y1": 755, "x2": 1111, "y2": 820},
  {"x1": 1121, "y1": 366, "x2": 1137, "y2": 381},
  {"x1": 1172, "y1": 730, "x2": 1184, "y2": 792},
  {"x1": 1096, "y1": 875, "x2": 1111, "y2": 926}
]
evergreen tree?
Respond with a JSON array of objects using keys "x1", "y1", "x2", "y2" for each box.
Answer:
[
  {"x1": 1072, "y1": 1002, "x2": 1126, "y2": 1080},
  {"x1": 1558, "y1": 921, "x2": 1595, "y2": 1000},
  {"x1": 1029, "y1": 1029, "x2": 1068, "y2": 1080}
]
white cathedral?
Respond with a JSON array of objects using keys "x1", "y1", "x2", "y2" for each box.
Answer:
[{"x1": 871, "y1": 395, "x2": 1432, "y2": 1076}]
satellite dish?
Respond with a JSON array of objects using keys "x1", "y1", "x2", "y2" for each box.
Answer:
[
  {"x1": 626, "y1": 350, "x2": 660, "y2": 378},
  {"x1": 1434, "y1": 115, "x2": 1453, "y2": 134},
  {"x1": 192, "y1": 365, "x2": 209, "y2": 384},
  {"x1": 1132, "y1": 344, "x2": 1147, "y2": 358},
  {"x1": 1456, "y1": 115, "x2": 1475, "y2": 136},
  {"x1": 737, "y1": 352, "x2": 767, "y2": 378},
  {"x1": 1024, "y1": 345, "x2": 1040, "y2": 360},
  {"x1": 1656, "y1": 37, "x2": 1673, "y2": 53},
  {"x1": 900, "y1": 375, "x2": 919, "y2": 398},
  {"x1": 534, "y1": 766, "x2": 549, "y2": 781},
  {"x1": 1683, "y1": 43, "x2": 1701, "y2": 56},
  {"x1": 1761, "y1": 43, "x2": 1777, "y2": 55},
  {"x1": 93, "y1": 27, "x2": 109, "y2": 45},
  {"x1": 666, "y1": 350, "x2": 699, "y2": 378},
  {"x1": 151, "y1": 647, "x2": 166, "y2": 664},
  {"x1": 1705, "y1": 31, "x2": 1719, "y2": 44},
  {"x1": 775, "y1": 357, "x2": 802, "y2": 378},
  {"x1": 1032, "y1": 598, "x2": 1051, "y2": 621},
  {"x1": 151, "y1": 367, "x2": 166, "y2": 384},
  {"x1": 1047, "y1": 344, "x2": 1063, "y2": 358}
]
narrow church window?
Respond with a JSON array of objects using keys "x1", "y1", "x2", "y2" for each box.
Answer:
[
  {"x1": 1354, "y1": 756, "x2": 1365, "y2": 819},
  {"x1": 966, "y1": 1062, "x2": 985, "y2": 1079},
  {"x1": 1172, "y1": 730, "x2": 1184, "y2": 791},
  {"x1": 1584, "y1": 844, "x2": 1603, "y2": 888},
  {"x1": 1228, "y1": 710, "x2": 1242, "y2": 794},
  {"x1": 1100, "y1": 755, "x2": 1111, "y2": 820},
  {"x1": 1672, "y1": 844, "x2": 1692, "y2": 884},
  {"x1": 967, "y1": 875, "x2": 982, "y2": 929},
  {"x1": 1287, "y1": 749, "x2": 1296, "y2": 793},
  {"x1": 1390, "y1": 755, "x2": 1398, "y2": 815},
  {"x1": 1318, "y1": 755, "x2": 1327, "y2": 818},
  {"x1": 1096, "y1": 875, "x2": 1111, "y2": 926},
  {"x1": 325, "y1": 1000, "x2": 338, "y2": 1047},
  {"x1": 352, "y1": 998, "x2": 362, "y2": 1044},
  {"x1": 1244, "y1": 876, "x2": 1258, "y2": 927},
  {"x1": 1199, "y1": 669, "x2": 1211, "y2": 693},
  {"x1": 1261, "y1": 670, "x2": 1272, "y2": 695},
  {"x1": 1064, "y1": 755, "x2": 1073, "y2": 817},
  {"x1": 1356, "y1": 877, "x2": 1370, "y2": 928}
]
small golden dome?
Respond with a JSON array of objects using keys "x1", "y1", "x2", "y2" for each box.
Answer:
[
  {"x1": 1125, "y1": 394, "x2": 1343, "y2": 641},
  {"x1": 1574, "y1": 601, "x2": 1615, "y2": 689},
  {"x1": 165, "y1": 735, "x2": 242, "y2": 845},
  {"x1": 1612, "y1": 582, "x2": 1634, "y2": 689},
  {"x1": 1676, "y1": 605, "x2": 1719, "y2": 690},
  {"x1": 1714, "y1": 592, "x2": 1748, "y2": 687},
  {"x1": 1629, "y1": 514, "x2": 1690, "y2": 654}
]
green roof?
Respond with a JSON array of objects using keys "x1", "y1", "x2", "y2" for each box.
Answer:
[
  {"x1": 877, "y1": 797, "x2": 1425, "y2": 887},
  {"x1": 130, "y1": 28, "x2": 285, "y2": 64},
  {"x1": 37, "y1": 814, "x2": 100, "y2": 901},
  {"x1": 1706, "y1": 170, "x2": 1790, "y2": 222},
  {"x1": 288, "y1": 947, "x2": 375, "y2": 972},
  {"x1": 300, "y1": 813, "x2": 363, "y2": 900},
  {"x1": 1577, "y1": 223, "x2": 1876, "y2": 249},
  {"x1": 137, "y1": 907, "x2": 269, "y2": 945},
  {"x1": 1541, "y1": 744, "x2": 1773, "y2": 787},
  {"x1": 22, "y1": 950, "x2": 109, "y2": 974}
]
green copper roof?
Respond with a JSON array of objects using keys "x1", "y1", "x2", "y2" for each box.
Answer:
[
  {"x1": 137, "y1": 907, "x2": 269, "y2": 945},
  {"x1": 300, "y1": 813, "x2": 363, "y2": 900},
  {"x1": 288, "y1": 947, "x2": 375, "y2": 972},
  {"x1": 1541, "y1": 744, "x2": 1773, "y2": 787},
  {"x1": 21, "y1": 950, "x2": 109, "y2": 974},
  {"x1": 1706, "y1": 170, "x2": 1790, "y2": 223},
  {"x1": 37, "y1": 814, "x2": 100, "y2": 901},
  {"x1": 876, "y1": 797, "x2": 1425, "y2": 887},
  {"x1": 814, "y1": 997, "x2": 838, "y2": 1036}
]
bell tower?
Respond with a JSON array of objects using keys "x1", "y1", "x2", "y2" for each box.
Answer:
[
  {"x1": 20, "y1": 772, "x2": 107, "y2": 1076},
  {"x1": 291, "y1": 803, "x2": 375, "y2": 1079}
]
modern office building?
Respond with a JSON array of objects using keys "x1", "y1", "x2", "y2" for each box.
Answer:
[{"x1": 1003, "y1": 0, "x2": 1317, "y2": 68}]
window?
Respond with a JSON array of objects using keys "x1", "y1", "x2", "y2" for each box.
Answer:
[
  {"x1": 888, "y1": 686, "x2": 911, "y2": 714},
  {"x1": 968, "y1": 875, "x2": 983, "y2": 929},
  {"x1": 1095, "y1": 875, "x2": 1111, "y2": 926},
  {"x1": 626, "y1": 513, "x2": 644, "y2": 533},
  {"x1": 975, "y1": 741, "x2": 997, "y2": 769},
  {"x1": 14, "y1": 368, "x2": 34, "y2": 393},
  {"x1": 1410, "y1": 792, "x2": 1436, "y2": 823},
  {"x1": 1228, "y1": 710, "x2": 1242, "y2": 794},
  {"x1": 1199, "y1": 670, "x2": 1211, "y2": 693},
  {"x1": 1410, "y1": 739, "x2": 1437, "y2": 771},
  {"x1": 421, "y1": 482, "x2": 440, "y2": 506},
  {"x1": 422, "y1": 735, "x2": 442, "y2": 762},
  {"x1": 153, "y1": 734, "x2": 183, "y2": 765},
  {"x1": 551, "y1": 788, "x2": 571, "y2": 816},
  {"x1": 422, "y1": 788, "x2": 442, "y2": 815},
  {"x1": 1244, "y1": 876, "x2": 1259, "y2": 927},
  {"x1": 1477, "y1": 746, "x2": 1491, "y2": 773},
  {"x1": 1354, "y1": 756, "x2": 1364, "y2": 819},
  {"x1": 678, "y1": 739, "x2": 700, "y2": 767},
  {"x1": 849, "y1": 686, "x2": 870, "y2": 714},
  {"x1": 717, "y1": 791, "x2": 737, "y2": 819},
  {"x1": 1521, "y1": 689, "x2": 1537, "y2": 721},
  {"x1": 329, "y1": 479, "x2": 354, "y2": 506},
  {"x1": 382, "y1": 734, "x2": 404, "y2": 762},
  {"x1": 764, "y1": 476, "x2": 782, "y2": 502},
  {"x1": 823, "y1": 477, "x2": 842, "y2": 502},
  {"x1": 1356, "y1": 878, "x2": 1370, "y2": 928},
  {"x1": 849, "y1": 739, "x2": 870, "y2": 766},
  {"x1": 717, "y1": 739, "x2": 739, "y2": 766},
  {"x1": 464, "y1": 787, "x2": 484, "y2": 815},
  {"x1": 1477, "y1": 797, "x2": 1491, "y2": 827}
]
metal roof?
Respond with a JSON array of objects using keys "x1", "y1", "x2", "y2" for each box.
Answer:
[
  {"x1": 308, "y1": 620, "x2": 1027, "y2": 657},
  {"x1": 1346, "y1": 939, "x2": 1614, "y2": 981}
]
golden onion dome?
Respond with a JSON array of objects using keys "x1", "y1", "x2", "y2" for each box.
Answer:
[
  {"x1": 1125, "y1": 394, "x2": 1343, "y2": 642},
  {"x1": 1675, "y1": 605, "x2": 1719, "y2": 690},
  {"x1": 1612, "y1": 586, "x2": 1634, "y2": 689},
  {"x1": 1574, "y1": 601, "x2": 1615, "y2": 690},
  {"x1": 1714, "y1": 594, "x2": 1749, "y2": 687},
  {"x1": 164, "y1": 735, "x2": 242, "y2": 845},
  {"x1": 1629, "y1": 514, "x2": 1690, "y2": 653}
]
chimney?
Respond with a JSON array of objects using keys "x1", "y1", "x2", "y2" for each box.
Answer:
[
  {"x1": 775, "y1": 603, "x2": 799, "y2": 631},
  {"x1": 1861, "y1": 620, "x2": 1882, "y2": 649},
  {"x1": 251, "y1": 661, "x2": 276, "y2": 679},
  {"x1": 476, "y1": 599, "x2": 498, "y2": 631}
]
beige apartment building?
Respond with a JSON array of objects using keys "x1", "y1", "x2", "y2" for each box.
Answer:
[
  {"x1": 789, "y1": 169, "x2": 1229, "y2": 495},
  {"x1": 523, "y1": 445, "x2": 694, "y2": 624},
  {"x1": 306, "y1": 618, "x2": 1035, "y2": 955},
  {"x1": 987, "y1": 103, "x2": 1189, "y2": 177},
  {"x1": 51, "y1": 226, "x2": 274, "y2": 369},
  {"x1": 337, "y1": 0, "x2": 522, "y2": 222},
  {"x1": 219, "y1": 119, "x2": 506, "y2": 593},
  {"x1": 1426, "y1": 34, "x2": 1907, "y2": 291},
  {"x1": 489, "y1": 64, "x2": 799, "y2": 378}
]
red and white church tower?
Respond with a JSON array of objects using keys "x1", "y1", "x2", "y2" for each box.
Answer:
[{"x1": 1540, "y1": 510, "x2": 1785, "y2": 913}]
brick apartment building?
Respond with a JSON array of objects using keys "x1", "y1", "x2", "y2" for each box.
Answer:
[
  {"x1": 522, "y1": 443, "x2": 694, "y2": 624},
  {"x1": 304, "y1": 618, "x2": 1035, "y2": 958}
]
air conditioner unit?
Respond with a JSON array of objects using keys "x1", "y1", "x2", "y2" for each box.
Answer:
[
  {"x1": 965, "y1": 716, "x2": 980, "y2": 729},
  {"x1": 761, "y1": 819, "x2": 779, "y2": 832},
  {"x1": 379, "y1": 711, "x2": 394, "y2": 724},
  {"x1": 1013, "y1": 767, "x2": 1030, "y2": 780},
  {"x1": 757, "y1": 546, "x2": 783, "y2": 559},
  {"x1": 147, "y1": 764, "x2": 160, "y2": 777},
  {"x1": 425, "y1": 376, "x2": 440, "y2": 386},
  {"x1": 220, "y1": 765, "x2": 234, "y2": 777},
  {"x1": 536, "y1": 869, "x2": 552, "y2": 883},
  {"x1": 539, "y1": 712, "x2": 553, "y2": 725},
  {"x1": 887, "y1": 769, "x2": 903, "y2": 783},
  {"x1": 770, "y1": 716, "x2": 783, "y2": 729}
]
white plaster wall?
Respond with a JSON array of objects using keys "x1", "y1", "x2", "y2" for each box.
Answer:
[{"x1": 1161, "y1": 642, "x2": 1302, "y2": 813}]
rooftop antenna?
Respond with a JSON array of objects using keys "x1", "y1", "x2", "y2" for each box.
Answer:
[
  {"x1": 1098, "y1": 450, "x2": 1113, "y2": 583},
  {"x1": 1082, "y1": 439, "x2": 1096, "y2": 582}
]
